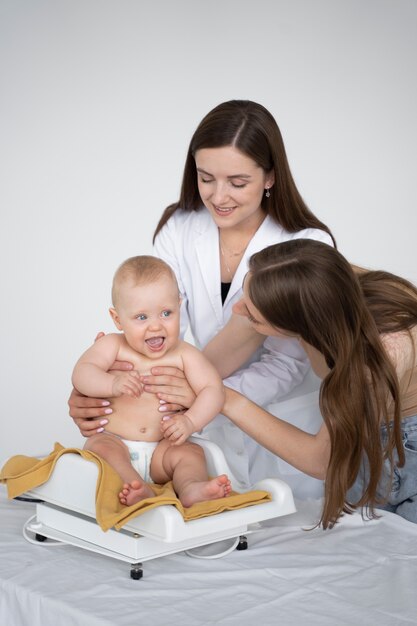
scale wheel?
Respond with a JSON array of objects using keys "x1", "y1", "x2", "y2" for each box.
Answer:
[
  {"x1": 35, "y1": 533, "x2": 47, "y2": 542},
  {"x1": 130, "y1": 565, "x2": 143, "y2": 580},
  {"x1": 236, "y1": 535, "x2": 248, "y2": 550}
]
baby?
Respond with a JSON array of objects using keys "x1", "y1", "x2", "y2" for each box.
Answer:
[{"x1": 72, "y1": 255, "x2": 230, "y2": 507}]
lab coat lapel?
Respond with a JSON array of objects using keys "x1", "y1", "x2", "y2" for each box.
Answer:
[{"x1": 195, "y1": 219, "x2": 224, "y2": 326}]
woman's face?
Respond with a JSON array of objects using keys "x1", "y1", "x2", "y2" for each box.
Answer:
[
  {"x1": 232, "y1": 273, "x2": 297, "y2": 339},
  {"x1": 234, "y1": 273, "x2": 330, "y2": 378},
  {"x1": 195, "y1": 145, "x2": 274, "y2": 232}
]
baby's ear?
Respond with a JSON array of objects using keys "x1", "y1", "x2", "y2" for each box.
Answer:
[{"x1": 109, "y1": 307, "x2": 123, "y2": 331}]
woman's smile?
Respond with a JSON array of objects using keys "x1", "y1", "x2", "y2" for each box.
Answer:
[{"x1": 195, "y1": 145, "x2": 273, "y2": 232}]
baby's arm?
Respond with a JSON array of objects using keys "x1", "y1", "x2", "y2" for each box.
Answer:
[
  {"x1": 72, "y1": 334, "x2": 142, "y2": 398},
  {"x1": 161, "y1": 343, "x2": 224, "y2": 445}
]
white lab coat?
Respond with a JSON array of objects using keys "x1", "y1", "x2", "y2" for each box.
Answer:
[{"x1": 154, "y1": 207, "x2": 333, "y2": 495}]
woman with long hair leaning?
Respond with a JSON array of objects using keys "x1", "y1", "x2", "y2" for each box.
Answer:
[{"x1": 197, "y1": 239, "x2": 417, "y2": 527}]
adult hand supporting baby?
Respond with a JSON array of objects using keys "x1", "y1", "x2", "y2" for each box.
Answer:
[
  {"x1": 69, "y1": 339, "x2": 196, "y2": 435},
  {"x1": 141, "y1": 366, "x2": 197, "y2": 413},
  {"x1": 68, "y1": 387, "x2": 115, "y2": 436},
  {"x1": 68, "y1": 331, "x2": 134, "y2": 437}
]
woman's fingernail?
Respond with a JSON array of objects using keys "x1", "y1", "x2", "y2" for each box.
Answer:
[
  {"x1": 99, "y1": 419, "x2": 109, "y2": 426},
  {"x1": 101, "y1": 401, "x2": 110, "y2": 406},
  {"x1": 159, "y1": 400, "x2": 166, "y2": 404},
  {"x1": 141, "y1": 377, "x2": 149, "y2": 383},
  {"x1": 162, "y1": 415, "x2": 171, "y2": 421},
  {"x1": 104, "y1": 408, "x2": 113, "y2": 415},
  {"x1": 97, "y1": 427, "x2": 104, "y2": 433},
  {"x1": 159, "y1": 405, "x2": 168, "y2": 412}
]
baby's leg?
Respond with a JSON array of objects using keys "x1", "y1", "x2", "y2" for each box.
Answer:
[
  {"x1": 84, "y1": 433, "x2": 154, "y2": 505},
  {"x1": 151, "y1": 440, "x2": 232, "y2": 507}
]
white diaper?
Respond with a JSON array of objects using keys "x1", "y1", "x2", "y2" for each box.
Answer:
[{"x1": 121, "y1": 439, "x2": 159, "y2": 483}]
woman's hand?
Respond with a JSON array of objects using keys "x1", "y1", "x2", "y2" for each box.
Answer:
[
  {"x1": 68, "y1": 388, "x2": 113, "y2": 437},
  {"x1": 140, "y1": 366, "x2": 196, "y2": 413},
  {"x1": 69, "y1": 332, "x2": 134, "y2": 437}
]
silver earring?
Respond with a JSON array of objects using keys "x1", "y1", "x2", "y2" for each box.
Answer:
[{"x1": 265, "y1": 188, "x2": 270, "y2": 198}]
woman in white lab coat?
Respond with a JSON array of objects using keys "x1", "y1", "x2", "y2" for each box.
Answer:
[{"x1": 69, "y1": 100, "x2": 334, "y2": 494}]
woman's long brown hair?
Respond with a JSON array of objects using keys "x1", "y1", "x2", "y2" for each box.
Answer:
[
  {"x1": 153, "y1": 100, "x2": 335, "y2": 245},
  {"x1": 248, "y1": 239, "x2": 417, "y2": 528}
]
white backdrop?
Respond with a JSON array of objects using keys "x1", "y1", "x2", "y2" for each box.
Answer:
[{"x1": 1, "y1": 0, "x2": 416, "y2": 463}]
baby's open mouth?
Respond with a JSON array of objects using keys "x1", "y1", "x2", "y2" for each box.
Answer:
[{"x1": 145, "y1": 336, "x2": 165, "y2": 351}]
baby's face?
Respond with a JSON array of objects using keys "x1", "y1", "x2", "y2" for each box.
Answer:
[{"x1": 113, "y1": 274, "x2": 181, "y2": 359}]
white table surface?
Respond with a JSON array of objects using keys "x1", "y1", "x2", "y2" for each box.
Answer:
[{"x1": 1, "y1": 489, "x2": 417, "y2": 626}]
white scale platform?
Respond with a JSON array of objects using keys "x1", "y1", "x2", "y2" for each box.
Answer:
[{"x1": 23, "y1": 438, "x2": 296, "y2": 577}]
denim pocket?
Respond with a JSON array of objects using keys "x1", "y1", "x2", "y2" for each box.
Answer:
[{"x1": 403, "y1": 428, "x2": 417, "y2": 453}]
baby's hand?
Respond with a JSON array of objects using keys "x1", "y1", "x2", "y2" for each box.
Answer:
[
  {"x1": 112, "y1": 371, "x2": 143, "y2": 398},
  {"x1": 160, "y1": 412, "x2": 194, "y2": 446}
]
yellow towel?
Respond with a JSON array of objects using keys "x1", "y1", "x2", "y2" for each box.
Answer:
[{"x1": 0, "y1": 443, "x2": 271, "y2": 531}]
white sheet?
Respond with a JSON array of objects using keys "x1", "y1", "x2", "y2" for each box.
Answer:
[{"x1": 1, "y1": 490, "x2": 417, "y2": 626}]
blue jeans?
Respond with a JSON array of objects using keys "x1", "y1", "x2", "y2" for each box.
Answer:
[{"x1": 348, "y1": 414, "x2": 417, "y2": 523}]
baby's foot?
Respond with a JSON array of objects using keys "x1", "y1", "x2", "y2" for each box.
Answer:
[
  {"x1": 118, "y1": 480, "x2": 155, "y2": 506},
  {"x1": 179, "y1": 474, "x2": 232, "y2": 508}
]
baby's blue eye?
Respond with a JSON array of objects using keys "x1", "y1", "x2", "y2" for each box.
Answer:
[
  {"x1": 136, "y1": 314, "x2": 147, "y2": 321},
  {"x1": 161, "y1": 310, "x2": 171, "y2": 318}
]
